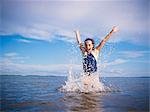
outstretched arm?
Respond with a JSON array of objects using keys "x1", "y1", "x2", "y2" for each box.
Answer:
[
  {"x1": 96, "y1": 26, "x2": 119, "y2": 51},
  {"x1": 75, "y1": 30, "x2": 85, "y2": 53}
]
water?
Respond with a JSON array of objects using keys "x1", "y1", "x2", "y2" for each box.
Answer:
[
  {"x1": 60, "y1": 69, "x2": 111, "y2": 93},
  {"x1": 61, "y1": 42, "x2": 116, "y2": 93},
  {"x1": 1, "y1": 75, "x2": 149, "y2": 112}
]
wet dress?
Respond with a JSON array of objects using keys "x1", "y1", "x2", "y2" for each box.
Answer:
[{"x1": 82, "y1": 49, "x2": 99, "y2": 74}]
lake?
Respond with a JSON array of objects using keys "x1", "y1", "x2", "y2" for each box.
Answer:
[{"x1": 0, "y1": 75, "x2": 149, "y2": 112}]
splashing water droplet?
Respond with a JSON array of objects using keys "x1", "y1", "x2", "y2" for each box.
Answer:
[
  {"x1": 60, "y1": 67, "x2": 114, "y2": 93},
  {"x1": 59, "y1": 41, "x2": 119, "y2": 93}
]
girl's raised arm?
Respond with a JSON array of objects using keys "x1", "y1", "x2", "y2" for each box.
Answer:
[
  {"x1": 96, "y1": 26, "x2": 118, "y2": 51},
  {"x1": 74, "y1": 30, "x2": 85, "y2": 53}
]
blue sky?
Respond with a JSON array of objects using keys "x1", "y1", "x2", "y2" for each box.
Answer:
[{"x1": 0, "y1": 0, "x2": 149, "y2": 77}]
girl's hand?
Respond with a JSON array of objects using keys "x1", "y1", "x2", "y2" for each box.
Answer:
[
  {"x1": 74, "y1": 30, "x2": 82, "y2": 44},
  {"x1": 74, "y1": 30, "x2": 79, "y2": 33},
  {"x1": 112, "y1": 26, "x2": 119, "y2": 33}
]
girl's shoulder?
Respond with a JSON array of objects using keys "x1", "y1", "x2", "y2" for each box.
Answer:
[
  {"x1": 91, "y1": 49, "x2": 99, "y2": 61},
  {"x1": 82, "y1": 51, "x2": 87, "y2": 56},
  {"x1": 92, "y1": 49, "x2": 99, "y2": 55}
]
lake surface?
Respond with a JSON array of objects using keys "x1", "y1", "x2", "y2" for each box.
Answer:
[{"x1": 0, "y1": 75, "x2": 149, "y2": 112}]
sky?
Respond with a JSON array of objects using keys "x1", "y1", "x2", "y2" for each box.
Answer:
[{"x1": 0, "y1": 0, "x2": 149, "y2": 77}]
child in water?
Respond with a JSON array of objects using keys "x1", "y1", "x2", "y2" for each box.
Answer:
[{"x1": 75, "y1": 26, "x2": 119, "y2": 92}]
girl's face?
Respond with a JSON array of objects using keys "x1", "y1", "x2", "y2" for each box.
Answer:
[{"x1": 85, "y1": 40, "x2": 94, "y2": 53}]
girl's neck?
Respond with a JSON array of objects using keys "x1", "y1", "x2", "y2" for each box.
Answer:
[{"x1": 87, "y1": 49, "x2": 93, "y2": 54}]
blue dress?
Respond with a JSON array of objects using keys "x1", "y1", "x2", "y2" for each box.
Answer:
[{"x1": 83, "y1": 53, "x2": 97, "y2": 73}]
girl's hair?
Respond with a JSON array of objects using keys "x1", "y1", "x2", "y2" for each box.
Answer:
[{"x1": 84, "y1": 38, "x2": 95, "y2": 49}]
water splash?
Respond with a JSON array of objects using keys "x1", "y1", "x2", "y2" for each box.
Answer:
[
  {"x1": 60, "y1": 67, "x2": 112, "y2": 93},
  {"x1": 60, "y1": 41, "x2": 117, "y2": 93}
]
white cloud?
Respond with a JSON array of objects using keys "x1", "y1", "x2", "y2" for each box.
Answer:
[
  {"x1": 100, "y1": 68, "x2": 124, "y2": 77},
  {"x1": 54, "y1": 1, "x2": 92, "y2": 22},
  {"x1": 1, "y1": 22, "x2": 75, "y2": 43},
  {"x1": 100, "y1": 68, "x2": 149, "y2": 77},
  {"x1": 0, "y1": 58, "x2": 127, "y2": 76},
  {"x1": 1, "y1": 1, "x2": 149, "y2": 45},
  {"x1": 4, "y1": 52, "x2": 18, "y2": 57},
  {"x1": 3, "y1": 52, "x2": 30, "y2": 64},
  {"x1": 17, "y1": 39, "x2": 32, "y2": 43},
  {"x1": 98, "y1": 58, "x2": 128, "y2": 68},
  {"x1": 0, "y1": 59, "x2": 82, "y2": 76},
  {"x1": 0, "y1": 58, "x2": 149, "y2": 77},
  {"x1": 118, "y1": 50, "x2": 149, "y2": 58}
]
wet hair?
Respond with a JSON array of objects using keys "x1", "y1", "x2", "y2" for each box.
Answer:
[{"x1": 84, "y1": 38, "x2": 95, "y2": 49}]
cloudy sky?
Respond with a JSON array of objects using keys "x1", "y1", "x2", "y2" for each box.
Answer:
[{"x1": 1, "y1": 0, "x2": 149, "y2": 77}]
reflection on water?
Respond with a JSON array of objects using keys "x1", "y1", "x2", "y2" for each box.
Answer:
[
  {"x1": 1, "y1": 75, "x2": 149, "y2": 112},
  {"x1": 61, "y1": 93, "x2": 104, "y2": 112},
  {"x1": 11, "y1": 101, "x2": 54, "y2": 108}
]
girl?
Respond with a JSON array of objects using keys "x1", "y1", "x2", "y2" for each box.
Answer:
[{"x1": 75, "y1": 26, "x2": 118, "y2": 92}]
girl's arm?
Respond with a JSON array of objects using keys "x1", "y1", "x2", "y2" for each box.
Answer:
[
  {"x1": 74, "y1": 30, "x2": 85, "y2": 53},
  {"x1": 96, "y1": 26, "x2": 118, "y2": 51}
]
